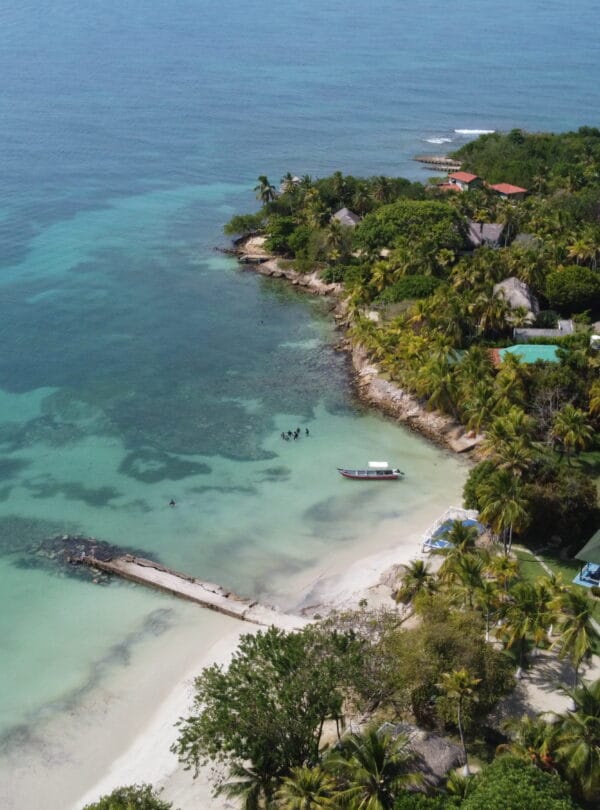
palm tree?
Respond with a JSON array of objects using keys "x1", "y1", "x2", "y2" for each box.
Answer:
[
  {"x1": 492, "y1": 355, "x2": 526, "y2": 412},
  {"x1": 441, "y1": 553, "x2": 485, "y2": 609},
  {"x1": 415, "y1": 356, "x2": 459, "y2": 418},
  {"x1": 549, "y1": 588, "x2": 598, "y2": 685},
  {"x1": 393, "y1": 559, "x2": 435, "y2": 605},
  {"x1": 499, "y1": 715, "x2": 559, "y2": 772},
  {"x1": 438, "y1": 669, "x2": 481, "y2": 775},
  {"x1": 275, "y1": 766, "x2": 337, "y2": 809},
  {"x1": 371, "y1": 175, "x2": 392, "y2": 204},
  {"x1": 461, "y1": 380, "x2": 497, "y2": 435},
  {"x1": 482, "y1": 407, "x2": 535, "y2": 461},
  {"x1": 217, "y1": 763, "x2": 275, "y2": 810},
  {"x1": 551, "y1": 404, "x2": 594, "y2": 463},
  {"x1": 555, "y1": 678, "x2": 600, "y2": 802},
  {"x1": 326, "y1": 727, "x2": 421, "y2": 810},
  {"x1": 486, "y1": 553, "x2": 519, "y2": 593},
  {"x1": 254, "y1": 175, "x2": 277, "y2": 205},
  {"x1": 475, "y1": 579, "x2": 501, "y2": 641},
  {"x1": 589, "y1": 380, "x2": 600, "y2": 417},
  {"x1": 499, "y1": 582, "x2": 552, "y2": 678},
  {"x1": 478, "y1": 470, "x2": 530, "y2": 554}
]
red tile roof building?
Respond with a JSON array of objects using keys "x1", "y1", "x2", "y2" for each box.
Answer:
[{"x1": 489, "y1": 182, "x2": 528, "y2": 199}]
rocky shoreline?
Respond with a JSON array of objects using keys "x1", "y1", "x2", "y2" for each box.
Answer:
[{"x1": 231, "y1": 237, "x2": 481, "y2": 455}]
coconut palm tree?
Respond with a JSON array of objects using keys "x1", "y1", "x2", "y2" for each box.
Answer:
[
  {"x1": 461, "y1": 380, "x2": 497, "y2": 435},
  {"x1": 589, "y1": 380, "x2": 600, "y2": 418},
  {"x1": 499, "y1": 714, "x2": 559, "y2": 773},
  {"x1": 393, "y1": 559, "x2": 436, "y2": 605},
  {"x1": 486, "y1": 553, "x2": 519, "y2": 593},
  {"x1": 438, "y1": 669, "x2": 481, "y2": 776},
  {"x1": 415, "y1": 356, "x2": 459, "y2": 417},
  {"x1": 554, "y1": 679, "x2": 600, "y2": 803},
  {"x1": 551, "y1": 404, "x2": 594, "y2": 463},
  {"x1": 441, "y1": 553, "x2": 485, "y2": 609},
  {"x1": 475, "y1": 579, "x2": 502, "y2": 642},
  {"x1": 254, "y1": 175, "x2": 277, "y2": 205},
  {"x1": 499, "y1": 582, "x2": 552, "y2": 678},
  {"x1": 326, "y1": 727, "x2": 421, "y2": 810},
  {"x1": 478, "y1": 470, "x2": 530, "y2": 554},
  {"x1": 217, "y1": 763, "x2": 275, "y2": 810},
  {"x1": 492, "y1": 355, "x2": 526, "y2": 413},
  {"x1": 275, "y1": 766, "x2": 337, "y2": 809},
  {"x1": 549, "y1": 588, "x2": 598, "y2": 685}
]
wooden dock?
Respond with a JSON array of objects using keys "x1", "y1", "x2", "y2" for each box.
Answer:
[
  {"x1": 78, "y1": 553, "x2": 306, "y2": 630},
  {"x1": 413, "y1": 155, "x2": 462, "y2": 172}
]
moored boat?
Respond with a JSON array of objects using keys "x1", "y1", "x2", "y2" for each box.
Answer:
[{"x1": 337, "y1": 461, "x2": 404, "y2": 480}]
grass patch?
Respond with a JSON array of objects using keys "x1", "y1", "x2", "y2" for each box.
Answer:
[{"x1": 514, "y1": 546, "x2": 600, "y2": 630}]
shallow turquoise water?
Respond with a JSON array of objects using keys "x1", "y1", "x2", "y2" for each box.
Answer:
[{"x1": 0, "y1": 1, "x2": 599, "y2": 805}]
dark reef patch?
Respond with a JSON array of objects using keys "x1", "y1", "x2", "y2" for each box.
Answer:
[
  {"x1": 119, "y1": 448, "x2": 211, "y2": 483},
  {"x1": 24, "y1": 477, "x2": 122, "y2": 508},
  {"x1": 255, "y1": 465, "x2": 291, "y2": 482}
]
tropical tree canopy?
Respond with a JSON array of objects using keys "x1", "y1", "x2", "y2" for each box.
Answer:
[
  {"x1": 173, "y1": 626, "x2": 359, "y2": 790},
  {"x1": 82, "y1": 784, "x2": 174, "y2": 810}
]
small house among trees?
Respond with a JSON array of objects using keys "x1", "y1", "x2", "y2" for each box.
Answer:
[
  {"x1": 489, "y1": 182, "x2": 528, "y2": 200},
  {"x1": 448, "y1": 171, "x2": 483, "y2": 191}
]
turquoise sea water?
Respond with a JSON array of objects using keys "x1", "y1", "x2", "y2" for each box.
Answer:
[{"x1": 1, "y1": 1, "x2": 599, "y2": 806}]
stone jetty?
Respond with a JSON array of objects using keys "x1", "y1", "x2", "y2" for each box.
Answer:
[{"x1": 76, "y1": 552, "x2": 306, "y2": 630}]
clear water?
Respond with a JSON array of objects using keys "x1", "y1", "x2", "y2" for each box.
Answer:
[{"x1": 0, "y1": 1, "x2": 598, "y2": 807}]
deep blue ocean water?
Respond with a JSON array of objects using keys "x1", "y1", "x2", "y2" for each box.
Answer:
[{"x1": 0, "y1": 2, "x2": 599, "y2": 806}]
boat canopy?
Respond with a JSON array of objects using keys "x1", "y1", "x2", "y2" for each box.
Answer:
[{"x1": 368, "y1": 461, "x2": 390, "y2": 469}]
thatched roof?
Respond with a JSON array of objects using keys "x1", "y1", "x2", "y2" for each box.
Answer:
[
  {"x1": 493, "y1": 277, "x2": 540, "y2": 314},
  {"x1": 382, "y1": 722, "x2": 464, "y2": 787},
  {"x1": 333, "y1": 207, "x2": 362, "y2": 227},
  {"x1": 467, "y1": 220, "x2": 504, "y2": 248}
]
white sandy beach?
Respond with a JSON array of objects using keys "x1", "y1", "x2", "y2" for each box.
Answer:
[{"x1": 71, "y1": 509, "x2": 441, "y2": 810}]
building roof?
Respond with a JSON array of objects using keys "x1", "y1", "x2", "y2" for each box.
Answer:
[
  {"x1": 449, "y1": 171, "x2": 479, "y2": 183},
  {"x1": 489, "y1": 182, "x2": 528, "y2": 195},
  {"x1": 498, "y1": 344, "x2": 560, "y2": 364},
  {"x1": 435, "y1": 182, "x2": 461, "y2": 193},
  {"x1": 493, "y1": 277, "x2": 539, "y2": 314},
  {"x1": 467, "y1": 220, "x2": 505, "y2": 248},
  {"x1": 513, "y1": 320, "x2": 574, "y2": 341},
  {"x1": 332, "y1": 207, "x2": 361, "y2": 227},
  {"x1": 576, "y1": 530, "x2": 600, "y2": 565}
]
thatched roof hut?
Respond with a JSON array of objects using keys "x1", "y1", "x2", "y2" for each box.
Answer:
[
  {"x1": 382, "y1": 722, "x2": 464, "y2": 788},
  {"x1": 332, "y1": 207, "x2": 362, "y2": 227},
  {"x1": 493, "y1": 276, "x2": 540, "y2": 315}
]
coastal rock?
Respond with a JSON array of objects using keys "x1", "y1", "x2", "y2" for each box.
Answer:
[{"x1": 229, "y1": 239, "x2": 478, "y2": 455}]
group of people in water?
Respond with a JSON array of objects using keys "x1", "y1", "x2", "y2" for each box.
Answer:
[{"x1": 281, "y1": 427, "x2": 310, "y2": 441}]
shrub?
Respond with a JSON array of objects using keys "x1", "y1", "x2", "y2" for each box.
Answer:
[
  {"x1": 83, "y1": 784, "x2": 173, "y2": 810},
  {"x1": 264, "y1": 215, "x2": 297, "y2": 255},
  {"x1": 545, "y1": 266, "x2": 600, "y2": 314},
  {"x1": 534, "y1": 310, "x2": 560, "y2": 328},
  {"x1": 223, "y1": 211, "x2": 266, "y2": 236},
  {"x1": 375, "y1": 275, "x2": 443, "y2": 304},
  {"x1": 461, "y1": 756, "x2": 579, "y2": 810}
]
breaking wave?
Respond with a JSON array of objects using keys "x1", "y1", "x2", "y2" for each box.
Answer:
[{"x1": 454, "y1": 128, "x2": 495, "y2": 135}]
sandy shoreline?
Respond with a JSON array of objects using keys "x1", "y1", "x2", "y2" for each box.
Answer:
[
  {"x1": 69, "y1": 242, "x2": 477, "y2": 809},
  {"x1": 72, "y1": 511, "x2": 439, "y2": 810}
]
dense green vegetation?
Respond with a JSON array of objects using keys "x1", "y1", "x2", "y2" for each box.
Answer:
[
  {"x1": 83, "y1": 784, "x2": 173, "y2": 809},
  {"x1": 225, "y1": 127, "x2": 599, "y2": 555},
  {"x1": 94, "y1": 128, "x2": 600, "y2": 810},
  {"x1": 167, "y1": 525, "x2": 598, "y2": 807}
]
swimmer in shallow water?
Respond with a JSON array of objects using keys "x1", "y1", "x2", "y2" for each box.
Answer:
[{"x1": 169, "y1": 499, "x2": 176, "y2": 507}]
